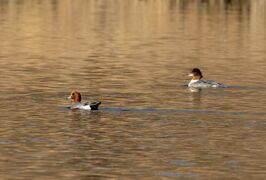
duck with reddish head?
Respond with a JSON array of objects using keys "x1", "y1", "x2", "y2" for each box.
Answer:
[
  {"x1": 188, "y1": 68, "x2": 226, "y2": 88},
  {"x1": 67, "y1": 91, "x2": 101, "y2": 110}
]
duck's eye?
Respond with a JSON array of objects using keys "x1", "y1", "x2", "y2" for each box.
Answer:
[{"x1": 71, "y1": 93, "x2": 74, "y2": 96}]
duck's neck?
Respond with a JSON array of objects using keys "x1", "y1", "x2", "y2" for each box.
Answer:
[
  {"x1": 192, "y1": 75, "x2": 201, "y2": 80},
  {"x1": 72, "y1": 100, "x2": 81, "y2": 104},
  {"x1": 189, "y1": 79, "x2": 199, "y2": 84}
]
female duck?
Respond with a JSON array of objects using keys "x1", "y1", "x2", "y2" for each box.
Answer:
[
  {"x1": 188, "y1": 68, "x2": 226, "y2": 88},
  {"x1": 67, "y1": 91, "x2": 101, "y2": 110}
]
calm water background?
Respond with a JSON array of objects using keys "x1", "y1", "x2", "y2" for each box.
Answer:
[{"x1": 0, "y1": 0, "x2": 266, "y2": 179}]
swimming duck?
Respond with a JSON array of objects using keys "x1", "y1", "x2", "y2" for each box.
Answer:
[
  {"x1": 67, "y1": 91, "x2": 101, "y2": 110},
  {"x1": 188, "y1": 68, "x2": 226, "y2": 88}
]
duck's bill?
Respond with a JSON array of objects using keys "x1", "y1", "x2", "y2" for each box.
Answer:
[
  {"x1": 188, "y1": 73, "x2": 194, "y2": 77},
  {"x1": 67, "y1": 96, "x2": 72, "y2": 100}
]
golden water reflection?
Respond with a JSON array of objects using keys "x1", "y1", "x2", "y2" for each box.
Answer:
[{"x1": 0, "y1": 0, "x2": 266, "y2": 179}]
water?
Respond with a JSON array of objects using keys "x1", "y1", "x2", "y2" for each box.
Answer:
[{"x1": 0, "y1": 0, "x2": 266, "y2": 179}]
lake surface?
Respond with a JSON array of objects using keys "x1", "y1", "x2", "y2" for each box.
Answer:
[{"x1": 0, "y1": 0, "x2": 266, "y2": 179}]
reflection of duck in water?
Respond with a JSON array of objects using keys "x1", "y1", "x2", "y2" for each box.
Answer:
[
  {"x1": 188, "y1": 68, "x2": 226, "y2": 88},
  {"x1": 188, "y1": 88, "x2": 202, "y2": 106},
  {"x1": 67, "y1": 91, "x2": 101, "y2": 110}
]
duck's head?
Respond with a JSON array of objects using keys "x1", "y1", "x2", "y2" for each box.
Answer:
[
  {"x1": 188, "y1": 68, "x2": 203, "y2": 80},
  {"x1": 68, "y1": 91, "x2": 82, "y2": 102}
]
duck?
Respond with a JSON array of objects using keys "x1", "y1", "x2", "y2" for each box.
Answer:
[
  {"x1": 188, "y1": 68, "x2": 226, "y2": 88},
  {"x1": 67, "y1": 91, "x2": 101, "y2": 110}
]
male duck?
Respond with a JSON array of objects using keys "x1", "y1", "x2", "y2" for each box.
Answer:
[
  {"x1": 188, "y1": 68, "x2": 226, "y2": 88},
  {"x1": 67, "y1": 91, "x2": 101, "y2": 110}
]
